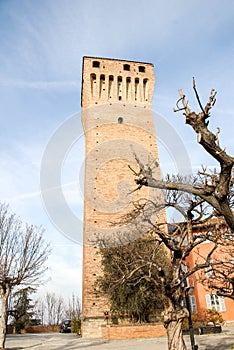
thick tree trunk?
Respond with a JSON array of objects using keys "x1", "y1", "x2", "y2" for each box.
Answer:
[
  {"x1": 166, "y1": 318, "x2": 187, "y2": 350},
  {"x1": 163, "y1": 307, "x2": 188, "y2": 350},
  {"x1": 0, "y1": 287, "x2": 10, "y2": 350}
]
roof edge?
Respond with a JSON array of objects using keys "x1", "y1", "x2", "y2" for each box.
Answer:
[{"x1": 83, "y1": 56, "x2": 154, "y2": 67}]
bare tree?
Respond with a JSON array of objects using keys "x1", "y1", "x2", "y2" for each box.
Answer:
[
  {"x1": 0, "y1": 203, "x2": 50, "y2": 350},
  {"x1": 34, "y1": 298, "x2": 46, "y2": 325},
  {"x1": 45, "y1": 292, "x2": 64, "y2": 325},
  {"x1": 133, "y1": 80, "x2": 234, "y2": 231},
  {"x1": 64, "y1": 293, "x2": 81, "y2": 320},
  {"x1": 35, "y1": 292, "x2": 81, "y2": 327},
  {"x1": 122, "y1": 82, "x2": 234, "y2": 349},
  {"x1": 97, "y1": 187, "x2": 229, "y2": 350}
]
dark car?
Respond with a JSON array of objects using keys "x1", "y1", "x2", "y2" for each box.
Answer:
[{"x1": 59, "y1": 319, "x2": 71, "y2": 333}]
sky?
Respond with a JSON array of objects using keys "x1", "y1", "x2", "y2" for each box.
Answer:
[{"x1": 0, "y1": 0, "x2": 234, "y2": 301}]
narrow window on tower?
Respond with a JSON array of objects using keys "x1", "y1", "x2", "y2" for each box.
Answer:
[
  {"x1": 143, "y1": 78, "x2": 148, "y2": 101},
  {"x1": 117, "y1": 76, "x2": 122, "y2": 101},
  {"x1": 135, "y1": 78, "x2": 139, "y2": 101},
  {"x1": 90, "y1": 73, "x2": 96, "y2": 97},
  {"x1": 108, "y1": 75, "x2": 114, "y2": 99},
  {"x1": 126, "y1": 77, "x2": 131, "y2": 101},
  {"x1": 99, "y1": 74, "x2": 105, "y2": 97},
  {"x1": 118, "y1": 117, "x2": 123, "y2": 124}
]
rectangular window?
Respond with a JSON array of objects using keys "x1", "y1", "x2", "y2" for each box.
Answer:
[
  {"x1": 139, "y1": 66, "x2": 145, "y2": 72},
  {"x1": 190, "y1": 295, "x2": 197, "y2": 312},
  {"x1": 123, "y1": 64, "x2": 130, "y2": 71},
  {"x1": 182, "y1": 295, "x2": 197, "y2": 312},
  {"x1": 92, "y1": 61, "x2": 100, "y2": 68},
  {"x1": 206, "y1": 294, "x2": 226, "y2": 312}
]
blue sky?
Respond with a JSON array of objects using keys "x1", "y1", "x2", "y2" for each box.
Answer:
[{"x1": 0, "y1": 0, "x2": 234, "y2": 300}]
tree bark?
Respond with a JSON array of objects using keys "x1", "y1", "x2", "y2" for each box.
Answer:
[
  {"x1": 163, "y1": 307, "x2": 188, "y2": 350},
  {"x1": 0, "y1": 287, "x2": 11, "y2": 350}
]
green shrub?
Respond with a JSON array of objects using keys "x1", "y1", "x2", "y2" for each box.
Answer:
[
  {"x1": 71, "y1": 318, "x2": 81, "y2": 334},
  {"x1": 14, "y1": 319, "x2": 25, "y2": 334}
]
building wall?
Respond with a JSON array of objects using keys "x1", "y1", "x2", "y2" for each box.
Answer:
[
  {"x1": 81, "y1": 57, "x2": 166, "y2": 338},
  {"x1": 186, "y1": 223, "x2": 234, "y2": 323}
]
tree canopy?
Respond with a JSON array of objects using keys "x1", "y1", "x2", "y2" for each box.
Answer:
[{"x1": 97, "y1": 234, "x2": 169, "y2": 322}]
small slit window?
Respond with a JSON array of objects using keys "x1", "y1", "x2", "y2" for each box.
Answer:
[
  {"x1": 100, "y1": 74, "x2": 105, "y2": 80},
  {"x1": 117, "y1": 76, "x2": 122, "y2": 100},
  {"x1": 92, "y1": 61, "x2": 100, "y2": 68},
  {"x1": 90, "y1": 74, "x2": 96, "y2": 97},
  {"x1": 123, "y1": 64, "x2": 130, "y2": 71},
  {"x1": 118, "y1": 117, "x2": 123, "y2": 124},
  {"x1": 139, "y1": 66, "x2": 145, "y2": 72}
]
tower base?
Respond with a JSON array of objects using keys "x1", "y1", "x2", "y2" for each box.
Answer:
[{"x1": 82, "y1": 317, "x2": 106, "y2": 338}]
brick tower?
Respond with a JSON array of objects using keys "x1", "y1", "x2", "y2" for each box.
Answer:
[{"x1": 81, "y1": 57, "x2": 164, "y2": 338}]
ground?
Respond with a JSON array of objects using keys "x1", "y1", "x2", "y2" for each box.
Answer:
[{"x1": 5, "y1": 325, "x2": 234, "y2": 350}]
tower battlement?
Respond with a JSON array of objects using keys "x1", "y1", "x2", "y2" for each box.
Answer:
[{"x1": 81, "y1": 56, "x2": 155, "y2": 108}]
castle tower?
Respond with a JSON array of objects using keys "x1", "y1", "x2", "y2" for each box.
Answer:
[{"x1": 81, "y1": 57, "x2": 164, "y2": 338}]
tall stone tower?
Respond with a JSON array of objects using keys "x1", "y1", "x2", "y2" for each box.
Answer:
[{"x1": 81, "y1": 57, "x2": 164, "y2": 338}]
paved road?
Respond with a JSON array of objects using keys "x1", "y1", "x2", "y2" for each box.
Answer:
[{"x1": 5, "y1": 325, "x2": 234, "y2": 350}]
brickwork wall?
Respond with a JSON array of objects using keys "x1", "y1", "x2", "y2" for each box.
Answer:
[
  {"x1": 81, "y1": 57, "x2": 166, "y2": 338},
  {"x1": 101, "y1": 323, "x2": 166, "y2": 340}
]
